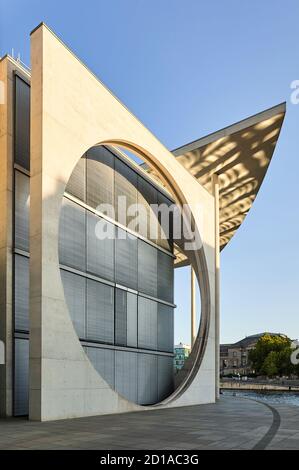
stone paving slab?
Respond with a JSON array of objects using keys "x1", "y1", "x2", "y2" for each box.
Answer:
[{"x1": 0, "y1": 396, "x2": 298, "y2": 450}]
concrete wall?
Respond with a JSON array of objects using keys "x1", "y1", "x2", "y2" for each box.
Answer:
[{"x1": 29, "y1": 23, "x2": 217, "y2": 421}]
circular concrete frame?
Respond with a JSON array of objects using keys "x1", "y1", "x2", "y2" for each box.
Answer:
[{"x1": 62, "y1": 142, "x2": 211, "y2": 406}]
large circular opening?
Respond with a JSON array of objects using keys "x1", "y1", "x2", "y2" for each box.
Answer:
[{"x1": 58, "y1": 144, "x2": 203, "y2": 405}]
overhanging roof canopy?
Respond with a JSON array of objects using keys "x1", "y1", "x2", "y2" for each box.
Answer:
[{"x1": 145, "y1": 103, "x2": 286, "y2": 266}]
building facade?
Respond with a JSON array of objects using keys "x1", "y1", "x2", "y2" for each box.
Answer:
[
  {"x1": 174, "y1": 343, "x2": 191, "y2": 371},
  {"x1": 220, "y1": 333, "x2": 287, "y2": 376},
  {"x1": 0, "y1": 23, "x2": 285, "y2": 421}
]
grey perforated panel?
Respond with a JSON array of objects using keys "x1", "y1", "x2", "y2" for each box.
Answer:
[
  {"x1": 158, "y1": 355, "x2": 174, "y2": 401},
  {"x1": 59, "y1": 198, "x2": 86, "y2": 270},
  {"x1": 114, "y1": 158, "x2": 138, "y2": 227},
  {"x1": 115, "y1": 289, "x2": 127, "y2": 346},
  {"x1": 138, "y1": 239, "x2": 157, "y2": 297},
  {"x1": 126, "y1": 292, "x2": 137, "y2": 348},
  {"x1": 86, "y1": 279, "x2": 114, "y2": 344},
  {"x1": 14, "y1": 255, "x2": 29, "y2": 332},
  {"x1": 60, "y1": 269, "x2": 86, "y2": 339},
  {"x1": 15, "y1": 171, "x2": 30, "y2": 252},
  {"x1": 66, "y1": 156, "x2": 86, "y2": 202},
  {"x1": 15, "y1": 76, "x2": 30, "y2": 170},
  {"x1": 137, "y1": 353, "x2": 158, "y2": 405},
  {"x1": 115, "y1": 227, "x2": 138, "y2": 290},
  {"x1": 115, "y1": 350, "x2": 138, "y2": 403},
  {"x1": 14, "y1": 338, "x2": 29, "y2": 416},
  {"x1": 86, "y1": 146, "x2": 114, "y2": 210},
  {"x1": 157, "y1": 303, "x2": 174, "y2": 353},
  {"x1": 87, "y1": 211, "x2": 114, "y2": 281},
  {"x1": 138, "y1": 297, "x2": 157, "y2": 351},
  {"x1": 86, "y1": 346, "x2": 115, "y2": 388},
  {"x1": 157, "y1": 251, "x2": 174, "y2": 303}
]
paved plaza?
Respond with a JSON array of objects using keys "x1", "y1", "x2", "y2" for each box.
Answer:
[{"x1": 0, "y1": 396, "x2": 298, "y2": 450}]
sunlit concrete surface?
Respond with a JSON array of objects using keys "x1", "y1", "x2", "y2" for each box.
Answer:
[{"x1": 0, "y1": 396, "x2": 298, "y2": 450}]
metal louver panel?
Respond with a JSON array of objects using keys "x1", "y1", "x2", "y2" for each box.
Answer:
[
  {"x1": 157, "y1": 191, "x2": 173, "y2": 252},
  {"x1": 15, "y1": 171, "x2": 30, "y2": 252},
  {"x1": 158, "y1": 355, "x2": 174, "y2": 401},
  {"x1": 137, "y1": 353, "x2": 158, "y2": 405},
  {"x1": 138, "y1": 297, "x2": 157, "y2": 351},
  {"x1": 138, "y1": 239, "x2": 157, "y2": 297},
  {"x1": 15, "y1": 76, "x2": 30, "y2": 170},
  {"x1": 86, "y1": 146, "x2": 114, "y2": 210},
  {"x1": 137, "y1": 176, "x2": 158, "y2": 242},
  {"x1": 14, "y1": 255, "x2": 29, "y2": 332},
  {"x1": 66, "y1": 156, "x2": 86, "y2": 202},
  {"x1": 115, "y1": 350, "x2": 138, "y2": 403},
  {"x1": 85, "y1": 346, "x2": 115, "y2": 388},
  {"x1": 157, "y1": 303, "x2": 174, "y2": 353},
  {"x1": 86, "y1": 279, "x2": 114, "y2": 344},
  {"x1": 59, "y1": 198, "x2": 86, "y2": 270},
  {"x1": 14, "y1": 338, "x2": 29, "y2": 416},
  {"x1": 114, "y1": 158, "x2": 138, "y2": 227},
  {"x1": 126, "y1": 292, "x2": 137, "y2": 348},
  {"x1": 115, "y1": 227, "x2": 138, "y2": 290},
  {"x1": 86, "y1": 211, "x2": 114, "y2": 281},
  {"x1": 60, "y1": 269, "x2": 86, "y2": 339},
  {"x1": 157, "y1": 250, "x2": 174, "y2": 303},
  {"x1": 115, "y1": 289, "x2": 127, "y2": 346}
]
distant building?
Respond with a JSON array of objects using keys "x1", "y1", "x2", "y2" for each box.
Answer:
[
  {"x1": 174, "y1": 343, "x2": 191, "y2": 371},
  {"x1": 220, "y1": 333, "x2": 287, "y2": 376}
]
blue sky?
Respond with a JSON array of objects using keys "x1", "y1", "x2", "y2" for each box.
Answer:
[{"x1": 1, "y1": 0, "x2": 298, "y2": 344}]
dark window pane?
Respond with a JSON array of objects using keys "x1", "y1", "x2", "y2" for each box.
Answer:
[
  {"x1": 15, "y1": 76, "x2": 30, "y2": 170},
  {"x1": 158, "y1": 355, "x2": 174, "y2": 401}
]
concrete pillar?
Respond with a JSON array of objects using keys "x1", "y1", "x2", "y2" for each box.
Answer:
[
  {"x1": 0, "y1": 57, "x2": 14, "y2": 417},
  {"x1": 212, "y1": 174, "x2": 220, "y2": 399},
  {"x1": 191, "y1": 266, "x2": 196, "y2": 348}
]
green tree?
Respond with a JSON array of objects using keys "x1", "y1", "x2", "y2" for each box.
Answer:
[
  {"x1": 261, "y1": 351, "x2": 278, "y2": 377},
  {"x1": 248, "y1": 334, "x2": 294, "y2": 377}
]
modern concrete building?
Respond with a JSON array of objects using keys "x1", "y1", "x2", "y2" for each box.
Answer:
[{"x1": 0, "y1": 23, "x2": 285, "y2": 421}]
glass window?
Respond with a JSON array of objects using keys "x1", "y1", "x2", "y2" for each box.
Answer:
[
  {"x1": 157, "y1": 304, "x2": 174, "y2": 352},
  {"x1": 126, "y1": 292, "x2": 137, "y2": 348},
  {"x1": 14, "y1": 338, "x2": 29, "y2": 416},
  {"x1": 115, "y1": 350, "x2": 138, "y2": 403},
  {"x1": 157, "y1": 251, "x2": 174, "y2": 303},
  {"x1": 85, "y1": 346, "x2": 115, "y2": 389},
  {"x1": 137, "y1": 353, "x2": 158, "y2": 405}
]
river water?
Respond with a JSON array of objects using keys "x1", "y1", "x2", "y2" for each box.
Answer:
[{"x1": 223, "y1": 390, "x2": 299, "y2": 407}]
